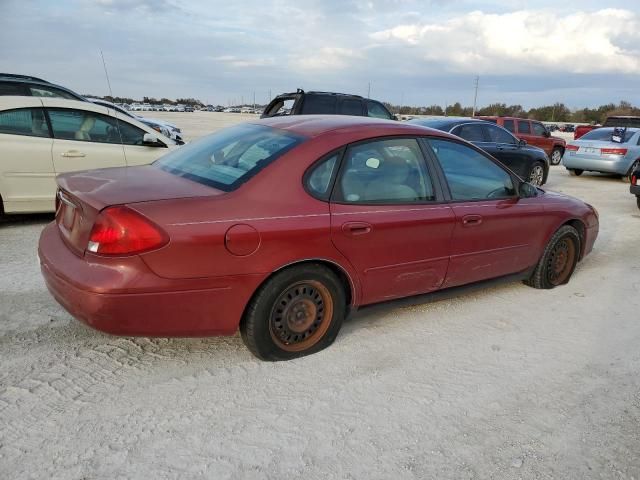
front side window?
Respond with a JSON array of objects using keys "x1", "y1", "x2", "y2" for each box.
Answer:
[
  {"x1": 532, "y1": 122, "x2": 547, "y2": 136},
  {"x1": 503, "y1": 119, "x2": 515, "y2": 132},
  {"x1": 300, "y1": 95, "x2": 337, "y2": 114},
  {"x1": 266, "y1": 98, "x2": 295, "y2": 116},
  {"x1": 339, "y1": 99, "x2": 363, "y2": 116},
  {"x1": 0, "y1": 108, "x2": 49, "y2": 137},
  {"x1": 518, "y1": 120, "x2": 531, "y2": 134},
  {"x1": 367, "y1": 101, "x2": 392, "y2": 119},
  {"x1": 155, "y1": 124, "x2": 304, "y2": 191},
  {"x1": 29, "y1": 86, "x2": 78, "y2": 100},
  {"x1": 48, "y1": 109, "x2": 145, "y2": 145},
  {"x1": 485, "y1": 124, "x2": 516, "y2": 144},
  {"x1": 428, "y1": 139, "x2": 515, "y2": 201},
  {"x1": 305, "y1": 153, "x2": 339, "y2": 200},
  {"x1": 452, "y1": 124, "x2": 486, "y2": 142},
  {"x1": 335, "y1": 138, "x2": 434, "y2": 203}
]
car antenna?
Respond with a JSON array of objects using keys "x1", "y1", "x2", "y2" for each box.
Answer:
[{"x1": 100, "y1": 49, "x2": 124, "y2": 147}]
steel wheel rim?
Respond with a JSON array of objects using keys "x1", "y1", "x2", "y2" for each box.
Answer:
[
  {"x1": 269, "y1": 280, "x2": 333, "y2": 352},
  {"x1": 551, "y1": 150, "x2": 562, "y2": 164},
  {"x1": 546, "y1": 237, "x2": 576, "y2": 285},
  {"x1": 530, "y1": 165, "x2": 544, "y2": 186}
]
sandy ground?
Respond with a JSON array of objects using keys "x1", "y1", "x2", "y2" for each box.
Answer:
[{"x1": 1, "y1": 113, "x2": 639, "y2": 479}]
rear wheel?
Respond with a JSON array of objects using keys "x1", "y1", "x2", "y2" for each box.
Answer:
[
  {"x1": 550, "y1": 147, "x2": 563, "y2": 165},
  {"x1": 524, "y1": 225, "x2": 580, "y2": 289},
  {"x1": 528, "y1": 162, "x2": 545, "y2": 186},
  {"x1": 568, "y1": 169, "x2": 583, "y2": 176},
  {"x1": 240, "y1": 264, "x2": 346, "y2": 361}
]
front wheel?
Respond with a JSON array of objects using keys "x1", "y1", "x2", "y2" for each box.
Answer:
[
  {"x1": 550, "y1": 147, "x2": 563, "y2": 165},
  {"x1": 528, "y1": 162, "x2": 545, "y2": 186},
  {"x1": 524, "y1": 225, "x2": 581, "y2": 289},
  {"x1": 240, "y1": 264, "x2": 346, "y2": 361}
]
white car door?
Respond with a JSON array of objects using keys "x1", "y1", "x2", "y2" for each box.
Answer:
[{"x1": 0, "y1": 97, "x2": 56, "y2": 213}]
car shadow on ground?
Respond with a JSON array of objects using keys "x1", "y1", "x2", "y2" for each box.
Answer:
[{"x1": 0, "y1": 213, "x2": 54, "y2": 227}]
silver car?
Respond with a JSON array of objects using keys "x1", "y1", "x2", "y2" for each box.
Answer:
[{"x1": 563, "y1": 127, "x2": 640, "y2": 180}]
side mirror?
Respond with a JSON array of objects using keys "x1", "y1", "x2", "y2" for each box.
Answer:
[
  {"x1": 543, "y1": 130, "x2": 551, "y2": 138},
  {"x1": 518, "y1": 139, "x2": 527, "y2": 147},
  {"x1": 519, "y1": 182, "x2": 538, "y2": 198},
  {"x1": 143, "y1": 133, "x2": 164, "y2": 147}
]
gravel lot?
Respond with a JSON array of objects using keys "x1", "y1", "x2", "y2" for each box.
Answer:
[{"x1": 1, "y1": 113, "x2": 639, "y2": 479}]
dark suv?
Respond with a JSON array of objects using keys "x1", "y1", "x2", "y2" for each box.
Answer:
[
  {"x1": 261, "y1": 89, "x2": 395, "y2": 120},
  {"x1": 0, "y1": 73, "x2": 85, "y2": 100}
]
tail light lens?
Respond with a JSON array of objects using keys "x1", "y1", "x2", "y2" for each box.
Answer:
[
  {"x1": 566, "y1": 144, "x2": 579, "y2": 151},
  {"x1": 632, "y1": 174, "x2": 638, "y2": 186},
  {"x1": 87, "y1": 206, "x2": 168, "y2": 255},
  {"x1": 600, "y1": 148, "x2": 627, "y2": 156}
]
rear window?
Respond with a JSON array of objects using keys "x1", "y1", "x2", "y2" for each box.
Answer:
[
  {"x1": 155, "y1": 124, "x2": 305, "y2": 191},
  {"x1": 300, "y1": 95, "x2": 337, "y2": 114},
  {"x1": 579, "y1": 128, "x2": 636, "y2": 143}
]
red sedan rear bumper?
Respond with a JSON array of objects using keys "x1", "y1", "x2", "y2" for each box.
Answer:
[{"x1": 38, "y1": 223, "x2": 264, "y2": 336}]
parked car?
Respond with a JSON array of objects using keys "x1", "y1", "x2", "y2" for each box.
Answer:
[
  {"x1": 184, "y1": 106, "x2": 194, "y2": 112},
  {"x1": 38, "y1": 116, "x2": 598, "y2": 360},
  {"x1": 0, "y1": 96, "x2": 176, "y2": 214},
  {"x1": 88, "y1": 98, "x2": 183, "y2": 143},
  {"x1": 477, "y1": 116, "x2": 566, "y2": 165},
  {"x1": 261, "y1": 89, "x2": 396, "y2": 120},
  {"x1": 0, "y1": 73, "x2": 86, "y2": 100},
  {"x1": 408, "y1": 117, "x2": 549, "y2": 186},
  {"x1": 630, "y1": 164, "x2": 640, "y2": 209},
  {"x1": 574, "y1": 116, "x2": 640, "y2": 139},
  {"x1": 563, "y1": 127, "x2": 640, "y2": 181}
]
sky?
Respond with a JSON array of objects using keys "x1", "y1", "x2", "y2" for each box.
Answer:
[{"x1": 1, "y1": 0, "x2": 639, "y2": 109}]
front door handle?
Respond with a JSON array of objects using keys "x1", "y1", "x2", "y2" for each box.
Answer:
[
  {"x1": 462, "y1": 214, "x2": 482, "y2": 226},
  {"x1": 342, "y1": 221, "x2": 372, "y2": 236},
  {"x1": 61, "y1": 150, "x2": 86, "y2": 158}
]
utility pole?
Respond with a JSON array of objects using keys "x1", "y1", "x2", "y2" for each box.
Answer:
[
  {"x1": 472, "y1": 75, "x2": 479, "y2": 117},
  {"x1": 253, "y1": 91, "x2": 256, "y2": 110},
  {"x1": 367, "y1": 82, "x2": 371, "y2": 99}
]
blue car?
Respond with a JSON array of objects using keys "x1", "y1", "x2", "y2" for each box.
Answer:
[{"x1": 563, "y1": 127, "x2": 640, "y2": 180}]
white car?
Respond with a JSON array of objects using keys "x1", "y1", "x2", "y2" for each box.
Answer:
[{"x1": 0, "y1": 96, "x2": 177, "y2": 214}]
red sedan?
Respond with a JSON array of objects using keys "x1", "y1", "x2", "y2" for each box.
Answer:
[{"x1": 39, "y1": 116, "x2": 599, "y2": 360}]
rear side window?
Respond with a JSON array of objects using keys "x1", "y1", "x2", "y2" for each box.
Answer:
[
  {"x1": 428, "y1": 139, "x2": 514, "y2": 201},
  {"x1": 518, "y1": 120, "x2": 531, "y2": 134},
  {"x1": 503, "y1": 119, "x2": 515, "y2": 132},
  {"x1": 338, "y1": 99, "x2": 363, "y2": 116},
  {"x1": 0, "y1": 108, "x2": 49, "y2": 137},
  {"x1": 156, "y1": 123, "x2": 305, "y2": 191},
  {"x1": 366, "y1": 100, "x2": 392, "y2": 119},
  {"x1": 0, "y1": 82, "x2": 27, "y2": 95},
  {"x1": 301, "y1": 95, "x2": 336, "y2": 114},
  {"x1": 305, "y1": 153, "x2": 339, "y2": 200},
  {"x1": 452, "y1": 124, "x2": 486, "y2": 142},
  {"x1": 335, "y1": 138, "x2": 434, "y2": 203}
]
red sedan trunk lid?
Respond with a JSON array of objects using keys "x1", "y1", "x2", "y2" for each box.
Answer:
[{"x1": 55, "y1": 165, "x2": 223, "y2": 255}]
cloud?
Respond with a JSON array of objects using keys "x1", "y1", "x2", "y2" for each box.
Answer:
[
  {"x1": 290, "y1": 47, "x2": 363, "y2": 71},
  {"x1": 370, "y1": 8, "x2": 640, "y2": 74}
]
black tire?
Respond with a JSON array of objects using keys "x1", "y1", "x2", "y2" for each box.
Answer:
[
  {"x1": 636, "y1": 196, "x2": 640, "y2": 210},
  {"x1": 568, "y1": 169, "x2": 583, "y2": 176},
  {"x1": 528, "y1": 162, "x2": 545, "y2": 186},
  {"x1": 524, "y1": 225, "x2": 581, "y2": 289},
  {"x1": 622, "y1": 159, "x2": 640, "y2": 183},
  {"x1": 240, "y1": 263, "x2": 346, "y2": 361},
  {"x1": 550, "y1": 147, "x2": 563, "y2": 166}
]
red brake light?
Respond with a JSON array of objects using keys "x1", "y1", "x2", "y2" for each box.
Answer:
[
  {"x1": 632, "y1": 174, "x2": 638, "y2": 185},
  {"x1": 87, "y1": 206, "x2": 168, "y2": 255},
  {"x1": 566, "y1": 144, "x2": 579, "y2": 151},
  {"x1": 600, "y1": 148, "x2": 627, "y2": 155}
]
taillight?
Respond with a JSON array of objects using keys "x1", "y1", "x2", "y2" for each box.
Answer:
[
  {"x1": 600, "y1": 148, "x2": 627, "y2": 156},
  {"x1": 633, "y1": 174, "x2": 638, "y2": 186},
  {"x1": 566, "y1": 144, "x2": 579, "y2": 151},
  {"x1": 87, "y1": 206, "x2": 168, "y2": 255}
]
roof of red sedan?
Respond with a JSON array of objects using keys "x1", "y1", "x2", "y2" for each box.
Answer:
[{"x1": 253, "y1": 114, "x2": 445, "y2": 138}]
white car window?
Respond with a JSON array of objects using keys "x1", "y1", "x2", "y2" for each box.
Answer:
[
  {"x1": 48, "y1": 109, "x2": 146, "y2": 145},
  {"x1": 0, "y1": 108, "x2": 49, "y2": 138}
]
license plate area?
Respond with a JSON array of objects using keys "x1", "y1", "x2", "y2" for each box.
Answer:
[{"x1": 580, "y1": 147, "x2": 600, "y2": 155}]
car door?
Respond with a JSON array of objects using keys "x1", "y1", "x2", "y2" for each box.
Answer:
[
  {"x1": 0, "y1": 100, "x2": 55, "y2": 213},
  {"x1": 329, "y1": 137, "x2": 455, "y2": 305},
  {"x1": 482, "y1": 123, "x2": 533, "y2": 179},
  {"x1": 531, "y1": 121, "x2": 552, "y2": 155},
  {"x1": 424, "y1": 137, "x2": 545, "y2": 288},
  {"x1": 516, "y1": 119, "x2": 536, "y2": 146},
  {"x1": 46, "y1": 106, "x2": 127, "y2": 173}
]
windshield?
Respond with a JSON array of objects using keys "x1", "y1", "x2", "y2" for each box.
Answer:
[
  {"x1": 155, "y1": 123, "x2": 305, "y2": 191},
  {"x1": 579, "y1": 128, "x2": 636, "y2": 143}
]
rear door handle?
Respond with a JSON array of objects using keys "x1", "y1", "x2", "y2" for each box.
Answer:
[
  {"x1": 342, "y1": 221, "x2": 372, "y2": 236},
  {"x1": 462, "y1": 214, "x2": 482, "y2": 226},
  {"x1": 61, "y1": 150, "x2": 86, "y2": 158}
]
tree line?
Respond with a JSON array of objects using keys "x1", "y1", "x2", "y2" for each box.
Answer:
[{"x1": 384, "y1": 101, "x2": 640, "y2": 124}]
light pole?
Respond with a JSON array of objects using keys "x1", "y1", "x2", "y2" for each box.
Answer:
[{"x1": 472, "y1": 75, "x2": 479, "y2": 117}]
